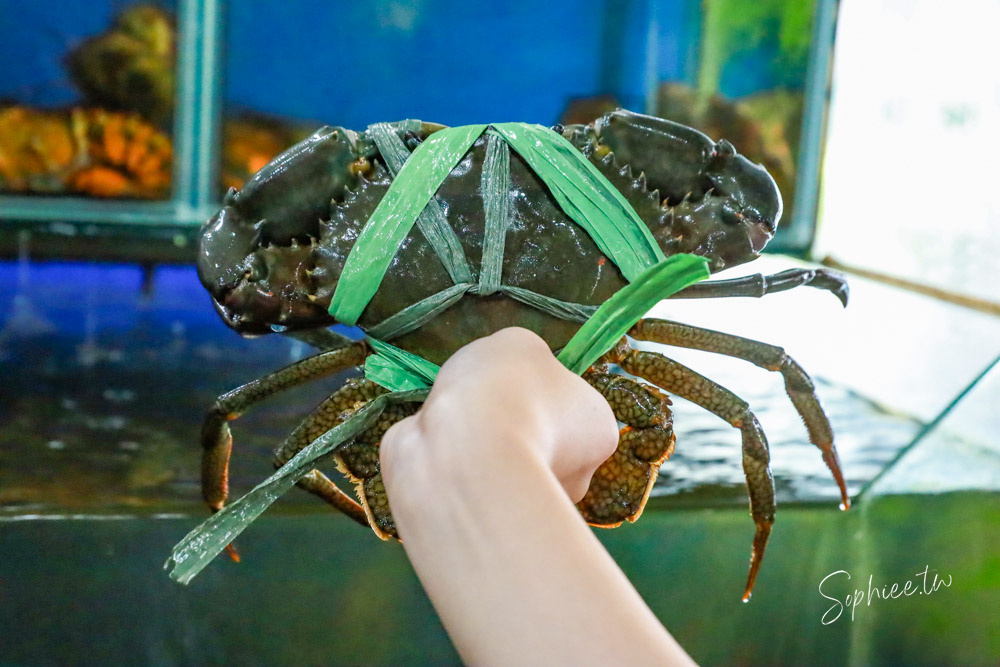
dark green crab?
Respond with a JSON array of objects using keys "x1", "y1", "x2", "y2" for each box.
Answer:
[{"x1": 196, "y1": 109, "x2": 849, "y2": 599}]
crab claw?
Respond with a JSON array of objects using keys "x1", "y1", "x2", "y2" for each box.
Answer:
[
  {"x1": 588, "y1": 109, "x2": 783, "y2": 273},
  {"x1": 197, "y1": 203, "x2": 262, "y2": 296},
  {"x1": 197, "y1": 126, "x2": 365, "y2": 334},
  {"x1": 230, "y1": 126, "x2": 360, "y2": 243},
  {"x1": 705, "y1": 138, "x2": 783, "y2": 242}
]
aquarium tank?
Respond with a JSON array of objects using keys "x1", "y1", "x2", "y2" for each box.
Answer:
[{"x1": 1, "y1": 0, "x2": 997, "y2": 665}]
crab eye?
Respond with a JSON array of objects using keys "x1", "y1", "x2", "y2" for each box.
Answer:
[{"x1": 715, "y1": 139, "x2": 736, "y2": 158}]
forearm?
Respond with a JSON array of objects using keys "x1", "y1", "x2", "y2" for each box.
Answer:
[{"x1": 382, "y1": 415, "x2": 694, "y2": 667}]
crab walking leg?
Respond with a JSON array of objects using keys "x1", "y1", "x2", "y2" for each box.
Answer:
[
  {"x1": 269, "y1": 379, "x2": 394, "y2": 528},
  {"x1": 579, "y1": 369, "x2": 676, "y2": 527},
  {"x1": 295, "y1": 471, "x2": 369, "y2": 525},
  {"x1": 668, "y1": 268, "x2": 849, "y2": 306},
  {"x1": 602, "y1": 338, "x2": 774, "y2": 601},
  {"x1": 201, "y1": 341, "x2": 369, "y2": 512},
  {"x1": 630, "y1": 318, "x2": 850, "y2": 509},
  {"x1": 333, "y1": 388, "x2": 421, "y2": 540}
]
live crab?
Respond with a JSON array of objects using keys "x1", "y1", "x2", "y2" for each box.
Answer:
[{"x1": 196, "y1": 109, "x2": 850, "y2": 600}]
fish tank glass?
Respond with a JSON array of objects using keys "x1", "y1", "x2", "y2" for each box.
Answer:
[
  {"x1": 218, "y1": 0, "x2": 832, "y2": 251},
  {"x1": 0, "y1": 1, "x2": 177, "y2": 201},
  {"x1": 0, "y1": 0, "x2": 833, "y2": 257}
]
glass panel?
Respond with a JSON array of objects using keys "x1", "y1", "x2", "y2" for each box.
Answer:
[
  {"x1": 219, "y1": 0, "x2": 651, "y2": 193},
  {"x1": 0, "y1": 1, "x2": 177, "y2": 200},
  {"x1": 220, "y1": 0, "x2": 828, "y2": 249},
  {"x1": 651, "y1": 0, "x2": 824, "y2": 249}
]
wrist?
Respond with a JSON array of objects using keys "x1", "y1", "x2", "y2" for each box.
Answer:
[{"x1": 380, "y1": 401, "x2": 690, "y2": 667}]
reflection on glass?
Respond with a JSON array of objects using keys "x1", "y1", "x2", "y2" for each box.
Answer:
[{"x1": 0, "y1": 1, "x2": 176, "y2": 199}]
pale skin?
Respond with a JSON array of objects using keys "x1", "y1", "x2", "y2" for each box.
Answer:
[{"x1": 380, "y1": 327, "x2": 697, "y2": 667}]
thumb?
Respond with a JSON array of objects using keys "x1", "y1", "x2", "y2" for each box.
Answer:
[{"x1": 546, "y1": 370, "x2": 619, "y2": 503}]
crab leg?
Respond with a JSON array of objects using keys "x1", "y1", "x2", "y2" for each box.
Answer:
[
  {"x1": 602, "y1": 339, "x2": 774, "y2": 601},
  {"x1": 295, "y1": 470, "x2": 369, "y2": 526},
  {"x1": 629, "y1": 318, "x2": 850, "y2": 510},
  {"x1": 579, "y1": 369, "x2": 675, "y2": 527},
  {"x1": 270, "y1": 378, "x2": 392, "y2": 527},
  {"x1": 327, "y1": 381, "x2": 420, "y2": 540},
  {"x1": 200, "y1": 341, "x2": 369, "y2": 513},
  {"x1": 669, "y1": 268, "x2": 849, "y2": 306}
]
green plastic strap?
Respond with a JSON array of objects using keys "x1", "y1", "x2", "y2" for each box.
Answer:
[
  {"x1": 365, "y1": 281, "x2": 600, "y2": 339},
  {"x1": 164, "y1": 388, "x2": 429, "y2": 584},
  {"x1": 557, "y1": 254, "x2": 710, "y2": 375},
  {"x1": 328, "y1": 121, "x2": 708, "y2": 385},
  {"x1": 366, "y1": 281, "x2": 597, "y2": 340},
  {"x1": 364, "y1": 355, "x2": 433, "y2": 391},
  {"x1": 368, "y1": 122, "x2": 474, "y2": 285},
  {"x1": 499, "y1": 285, "x2": 597, "y2": 322},
  {"x1": 328, "y1": 123, "x2": 487, "y2": 325},
  {"x1": 365, "y1": 281, "x2": 600, "y2": 340},
  {"x1": 367, "y1": 122, "x2": 411, "y2": 173},
  {"x1": 365, "y1": 338, "x2": 440, "y2": 390},
  {"x1": 332, "y1": 121, "x2": 673, "y2": 333},
  {"x1": 366, "y1": 282, "x2": 473, "y2": 341},
  {"x1": 492, "y1": 123, "x2": 666, "y2": 282},
  {"x1": 389, "y1": 118, "x2": 423, "y2": 134},
  {"x1": 364, "y1": 256, "x2": 709, "y2": 391},
  {"x1": 479, "y1": 132, "x2": 510, "y2": 295}
]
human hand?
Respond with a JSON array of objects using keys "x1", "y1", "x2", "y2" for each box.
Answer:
[
  {"x1": 382, "y1": 326, "x2": 618, "y2": 503},
  {"x1": 379, "y1": 328, "x2": 694, "y2": 666}
]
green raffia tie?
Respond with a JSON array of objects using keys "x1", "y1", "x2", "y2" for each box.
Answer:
[
  {"x1": 328, "y1": 124, "x2": 487, "y2": 326},
  {"x1": 327, "y1": 121, "x2": 708, "y2": 391},
  {"x1": 363, "y1": 254, "x2": 711, "y2": 391}
]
